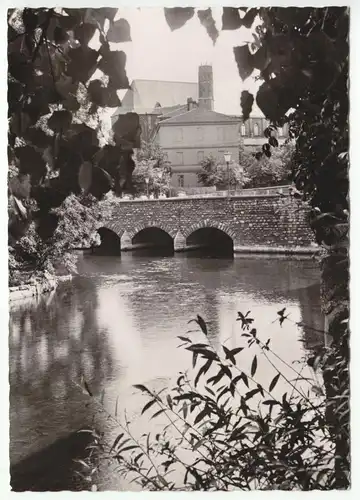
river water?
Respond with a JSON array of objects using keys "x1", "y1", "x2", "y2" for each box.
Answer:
[{"x1": 9, "y1": 252, "x2": 324, "y2": 491}]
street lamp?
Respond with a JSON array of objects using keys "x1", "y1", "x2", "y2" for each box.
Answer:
[
  {"x1": 145, "y1": 176, "x2": 150, "y2": 198},
  {"x1": 224, "y1": 151, "x2": 232, "y2": 196}
]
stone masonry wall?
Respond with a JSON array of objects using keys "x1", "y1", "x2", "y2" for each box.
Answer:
[{"x1": 102, "y1": 195, "x2": 317, "y2": 254}]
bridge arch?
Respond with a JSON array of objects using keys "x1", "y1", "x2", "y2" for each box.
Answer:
[
  {"x1": 184, "y1": 221, "x2": 235, "y2": 256},
  {"x1": 96, "y1": 225, "x2": 123, "y2": 255},
  {"x1": 130, "y1": 223, "x2": 175, "y2": 251},
  {"x1": 129, "y1": 222, "x2": 176, "y2": 241}
]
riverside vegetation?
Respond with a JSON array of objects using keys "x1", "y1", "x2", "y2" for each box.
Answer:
[
  {"x1": 77, "y1": 310, "x2": 349, "y2": 491},
  {"x1": 8, "y1": 6, "x2": 349, "y2": 490}
]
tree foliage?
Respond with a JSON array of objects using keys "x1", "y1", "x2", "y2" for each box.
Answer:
[
  {"x1": 198, "y1": 144, "x2": 294, "y2": 190},
  {"x1": 9, "y1": 193, "x2": 103, "y2": 286},
  {"x1": 244, "y1": 142, "x2": 295, "y2": 188},
  {"x1": 197, "y1": 155, "x2": 249, "y2": 190},
  {"x1": 131, "y1": 141, "x2": 172, "y2": 197},
  {"x1": 8, "y1": 7, "x2": 140, "y2": 246}
]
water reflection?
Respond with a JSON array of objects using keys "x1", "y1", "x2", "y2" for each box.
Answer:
[{"x1": 9, "y1": 252, "x2": 324, "y2": 490}]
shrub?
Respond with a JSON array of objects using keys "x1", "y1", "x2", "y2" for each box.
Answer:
[{"x1": 76, "y1": 310, "x2": 349, "y2": 491}]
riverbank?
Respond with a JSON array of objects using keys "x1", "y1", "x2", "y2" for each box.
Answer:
[{"x1": 9, "y1": 273, "x2": 73, "y2": 302}]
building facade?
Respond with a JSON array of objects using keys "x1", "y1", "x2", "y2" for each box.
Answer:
[
  {"x1": 152, "y1": 66, "x2": 241, "y2": 188},
  {"x1": 153, "y1": 108, "x2": 240, "y2": 188}
]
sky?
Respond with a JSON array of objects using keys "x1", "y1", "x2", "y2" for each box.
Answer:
[{"x1": 104, "y1": 7, "x2": 261, "y2": 115}]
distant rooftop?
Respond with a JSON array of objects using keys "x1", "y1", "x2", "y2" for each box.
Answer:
[
  {"x1": 112, "y1": 79, "x2": 198, "y2": 117},
  {"x1": 160, "y1": 107, "x2": 240, "y2": 125}
]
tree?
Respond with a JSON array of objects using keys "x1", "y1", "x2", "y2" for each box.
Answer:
[
  {"x1": 244, "y1": 142, "x2": 295, "y2": 188},
  {"x1": 131, "y1": 141, "x2": 172, "y2": 197},
  {"x1": 9, "y1": 194, "x2": 103, "y2": 286},
  {"x1": 198, "y1": 155, "x2": 249, "y2": 190},
  {"x1": 8, "y1": 8, "x2": 140, "y2": 247},
  {"x1": 8, "y1": 8, "x2": 141, "y2": 281}
]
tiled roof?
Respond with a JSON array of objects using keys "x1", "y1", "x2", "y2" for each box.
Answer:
[
  {"x1": 160, "y1": 108, "x2": 240, "y2": 125},
  {"x1": 112, "y1": 79, "x2": 197, "y2": 117}
]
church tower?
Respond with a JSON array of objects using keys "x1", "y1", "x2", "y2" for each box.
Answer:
[{"x1": 198, "y1": 65, "x2": 214, "y2": 111}]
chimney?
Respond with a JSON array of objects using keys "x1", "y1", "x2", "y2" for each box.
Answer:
[
  {"x1": 187, "y1": 97, "x2": 197, "y2": 111},
  {"x1": 198, "y1": 65, "x2": 214, "y2": 111}
]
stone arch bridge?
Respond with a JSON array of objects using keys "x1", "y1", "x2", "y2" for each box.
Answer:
[{"x1": 97, "y1": 194, "x2": 317, "y2": 255}]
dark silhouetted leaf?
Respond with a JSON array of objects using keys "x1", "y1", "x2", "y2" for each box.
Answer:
[
  {"x1": 133, "y1": 384, "x2": 152, "y2": 395},
  {"x1": 252, "y1": 46, "x2": 270, "y2": 71},
  {"x1": 263, "y1": 400, "x2": 280, "y2": 406},
  {"x1": 110, "y1": 433, "x2": 124, "y2": 453},
  {"x1": 240, "y1": 90, "x2": 254, "y2": 121},
  {"x1": 194, "y1": 407, "x2": 209, "y2": 425},
  {"x1": 47, "y1": 110, "x2": 72, "y2": 133},
  {"x1": 241, "y1": 8, "x2": 258, "y2": 29},
  {"x1": 141, "y1": 398, "x2": 157, "y2": 415},
  {"x1": 107, "y1": 18, "x2": 131, "y2": 43},
  {"x1": 98, "y1": 50, "x2": 129, "y2": 90},
  {"x1": 197, "y1": 8, "x2": 218, "y2": 44},
  {"x1": 183, "y1": 402, "x2": 188, "y2": 419},
  {"x1": 234, "y1": 45, "x2": 254, "y2": 81},
  {"x1": 251, "y1": 355, "x2": 258, "y2": 377},
  {"x1": 269, "y1": 373, "x2": 281, "y2": 392},
  {"x1": 222, "y1": 7, "x2": 241, "y2": 30},
  {"x1": 196, "y1": 315, "x2": 208, "y2": 336},
  {"x1": 178, "y1": 336, "x2": 191, "y2": 343},
  {"x1": 151, "y1": 409, "x2": 166, "y2": 420},
  {"x1": 112, "y1": 112, "x2": 141, "y2": 148},
  {"x1": 194, "y1": 358, "x2": 212, "y2": 387},
  {"x1": 245, "y1": 388, "x2": 260, "y2": 401},
  {"x1": 164, "y1": 7, "x2": 195, "y2": 31},
  {"x1": 67, "y1": 46, "x2": 99, "y2": 83}
]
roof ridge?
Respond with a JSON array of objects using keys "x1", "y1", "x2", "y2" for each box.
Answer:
[
  {"x1": 160, "y1": 104, "x2": 188, "y2": 117},
  {"x1": 161, "y1": 108, "x2": 198, "y2": 122},
  {"x1": 161, "y1": 107, "x2": 240, "y2": 124}
]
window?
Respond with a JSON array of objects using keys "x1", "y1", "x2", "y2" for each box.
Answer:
[
  {"x1": 197, "y1": 151, "x2": 204, "y2": 164},
  {"x1": 241, "y1": 124, "x2": 246, "y2": 136},
  {"x1": 253, "y1": 123, "x2": 259, "y2": 136},
  {"x1": 176, "y1": 152, "x2": 183, "y2": 165},
  {"x1": 178, "y1": 175, "x2": 184, "y2": 188},
  {"x1": 175, "y1": 127, "x2": 183, "y2": 142},
  {"x1": 197, "y1": 127, "x2": 204, "y2": 141}
]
